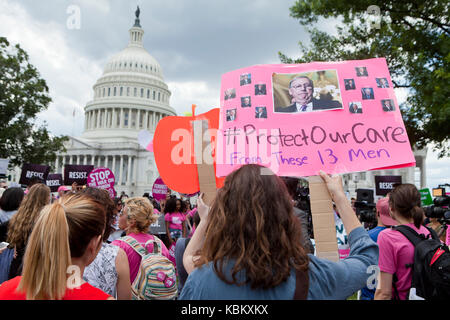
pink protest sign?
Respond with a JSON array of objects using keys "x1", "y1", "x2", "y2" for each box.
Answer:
[
  {"x1": 215, "y1": 58, "x2": 416, "y2": 177},
  {"x1": 87, "y1": 167, "x2": 116, "y2": 198},
  {"x1": 152, "y1": 177, "x2": 168, "y2": 202}
]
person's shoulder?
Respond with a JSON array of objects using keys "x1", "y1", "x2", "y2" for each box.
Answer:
[
  {"x1": 67, "y1": 282, "x2": 112, "y2": 300},
  {"x1": 312, "y1": 98, "x2": 339, "y2": 109},
  {"x1": 378, "y1": 227, "x2": 407, "y2": 246},
  {"x1": 0, "y1": 276, "x2": 24, "y2": 299},
  {"x1": 276, "y1": 103, "x2": 295, "y2": 112},
  {"x1": 111, "y1": 237, "x2": 130, "y2": 250}
]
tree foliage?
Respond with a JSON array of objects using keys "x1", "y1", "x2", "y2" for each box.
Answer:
[
  {"x1": 0, "y1": 37, "x2": 68, "y2": 169},
  {"x1": 279, "y1": 0, "x2": 450, "y2": 157}
]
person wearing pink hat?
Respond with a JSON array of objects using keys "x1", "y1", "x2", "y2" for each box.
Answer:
[{"x1": 57, "y1": 186, "x2": 71, "y2": 199}]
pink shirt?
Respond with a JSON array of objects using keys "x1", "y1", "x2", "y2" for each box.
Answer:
[
  {"x1": 112, "y1": 233, "x2": 170, "y2": 283},
  {"x1": 378, "y1": 223, "x2": 430, "y2": 300},
  {"x1": 164, "y1": 212, "x2": 185, "y2": 230}
]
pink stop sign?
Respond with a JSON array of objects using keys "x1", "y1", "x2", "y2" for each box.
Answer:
[{"x1": 87, "y1": 167, "x2": 116, "y2": 198}]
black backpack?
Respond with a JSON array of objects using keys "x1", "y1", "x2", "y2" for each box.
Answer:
[{"x1": 393, "y1": 225, "x2": 450, "y2": 300}]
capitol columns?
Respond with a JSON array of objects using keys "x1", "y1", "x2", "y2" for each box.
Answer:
[
  {"x1": 55, "y1": 156, "x2": 59, "y2": 173},
  {"x1": 137, "y1": 109, "x2": 141, "y2": 130},
  {"x1": 127, "y1": 155, "x2": 132, "y2": 186},
  {"x1": 143, "y1": 110, "x2": 148, "y2": 130},
  {"x1": 119, "y1": 155, "x2": 124, "y2": 185},
  {"x1": 112, "y1": 108, "x2": 117, "y2": 128},
  {"x1": 96, "y1": 109, "x2": 101, "y2": 129},
  {"x1": 133, "y1": 156, "x2": 138, "y2": 186},
  {"x1": 112, "y1": 156, "x2": 116, "y2": 179}
]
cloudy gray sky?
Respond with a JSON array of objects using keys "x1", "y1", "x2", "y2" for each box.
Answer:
[{"x1": 0, "y1": 0, "x2": 448, "y2": 190}]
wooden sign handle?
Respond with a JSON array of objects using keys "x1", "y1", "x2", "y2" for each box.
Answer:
[
  {"x1": 308, "y1": 175, "x2": 339, "y2": 262},
  {"x1": 192, "y1": 119, "x2": 217, "y2": 207}
]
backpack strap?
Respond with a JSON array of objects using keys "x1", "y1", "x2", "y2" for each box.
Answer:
[
  {"x1": 393, "y1": 225, "x2": 425, "y2": 247},
  {"x1": 144, "y1": 235, "x2": 163, "y2": 254},
  {"x1": 118, "y1": 236, "x2": 148, "y2": 257},
  {"x1": 293, "y1": 268, "x2": 309, "y2": 300}
]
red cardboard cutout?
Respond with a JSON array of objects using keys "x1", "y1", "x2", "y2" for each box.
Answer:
[{"x1": 152, "y1": 105, "x2": 225, "y2": 194}]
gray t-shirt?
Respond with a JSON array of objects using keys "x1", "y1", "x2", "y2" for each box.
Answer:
[{"x1": 179, "y1": 227, "x2": 378, "y2": 300}]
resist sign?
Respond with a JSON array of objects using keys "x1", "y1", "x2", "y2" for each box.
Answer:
[{"x1": 87, "y1": 167, "x2": 116, "y2": 198}]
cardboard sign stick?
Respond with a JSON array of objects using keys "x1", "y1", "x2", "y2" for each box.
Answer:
[
  {"x1": 192, "y1": 119, "x2": 217, "y2": 207},
  {"x1": 308, "y1": 175, "x2": 339, "y2": 262}
]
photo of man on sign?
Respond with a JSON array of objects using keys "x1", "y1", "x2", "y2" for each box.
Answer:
[{"x1": 273, "y1": 70, "x2": 343, "y2": 113}]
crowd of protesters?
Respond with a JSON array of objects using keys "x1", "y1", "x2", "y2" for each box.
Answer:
[{"x1": 0, "y1": 164, "x2": 448, "y2": 300}]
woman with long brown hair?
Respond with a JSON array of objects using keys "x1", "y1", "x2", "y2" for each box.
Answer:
[
  {"x1": 6, "y1": 183, "x2": 51, "y2": 279},
  {"x1": 180, "y1": 164, "x2": 378, "y2": 299},
  {"x1": 0, "y1": 193, "x2": 113, "y2": 300}
]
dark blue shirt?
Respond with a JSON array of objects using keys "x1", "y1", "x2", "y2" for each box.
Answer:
[{"x1": 360, "y1": 226, "x2": 386, "y2": 300}]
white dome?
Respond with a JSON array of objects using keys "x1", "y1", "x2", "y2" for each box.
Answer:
[{"x1": 103, "y1": 45, "x2": 164, "y2": 79}]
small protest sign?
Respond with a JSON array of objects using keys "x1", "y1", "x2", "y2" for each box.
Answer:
[
  {"x1": 64, "y1": 164, "x2": 94, "y2": 186},
  {"x1": 152, "y1": 177, "x2": 168, "y2": 202},
  {"x1": 87, "y1": 167, "x2": 116, "y2": 198},
  {"x1": 335, "y1": 212, "x2": 350, "y2": 260},
  {"x1": 374, "y1": 175, "x2": 402, "y2": 196},
  {"x1": 149, "y1": 214, "x2": 166, "y2": 235},
  {"x1": 19, "y1": 163, "x2": 50, "y2": 186},
  {"x1": 45, "y1": 173, "x2": 63, "y2": 192},
  {"x1": 419, "y1": 188, "x2": 433, "y2": 206}
]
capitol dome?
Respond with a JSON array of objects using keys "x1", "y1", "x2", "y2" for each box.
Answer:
[
  {"x1": 103, "y1": 45, "x2": 164, "y2": 80},
  {"x1": 52, "y1": 7, "x2": 175, "y2": 197},
  {"x1": 81, "y1": 9, "x2": 176, "y2": 142}
]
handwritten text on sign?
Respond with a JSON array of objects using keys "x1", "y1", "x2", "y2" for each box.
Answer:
[{"x1": 216, "y1": 58, "x2": 415, "y2": 177}]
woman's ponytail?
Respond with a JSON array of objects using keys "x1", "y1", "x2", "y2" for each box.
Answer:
[
  {"x1": 18, "y1": 202, "x2": 71, "y2": 300},
  {"x1": 411, "y1": 205, "x2": 425, "y2": 229},
  {"x1": 16, "y1": 193, "x2": 106, "y2": 300},
  {"x1": 389, "y1": 184, "x2": 424, "y2": 229}
]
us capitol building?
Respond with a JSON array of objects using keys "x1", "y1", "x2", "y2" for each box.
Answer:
[
  {"x1": 7, "y1": 8, "x2": 428, "y2": 198},
  {"x1": 54, "y1": 9, "x2": 176, "y2": 196}
]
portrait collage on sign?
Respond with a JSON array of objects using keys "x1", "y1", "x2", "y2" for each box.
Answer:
[
  {"x1": 223, "y1": 65, "x2": 395, "y2": 123},
  {"x1": 224, "y1": 72, "x2": 268, "y2": 122},
  {"x1": 345, "y1": 66, "x2": 395, "y2": 114}
]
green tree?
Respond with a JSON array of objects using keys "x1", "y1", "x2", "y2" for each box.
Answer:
[
  {"x1": 0, "y1": 37, "x2": 68, "y2": 169},
  {"x1": 279, "y1": 0, "x2": 450, "y2": 157}
]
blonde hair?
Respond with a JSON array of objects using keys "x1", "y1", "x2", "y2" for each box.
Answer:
[
  {"x1": 125, "y1": 197, "x2": 155, "y2": 232},
  {"x1": 7, "y1": 183, "x2": 51, "y2": 249},
  {"x1": 18, "y1": 193, "x2": 106, "y2": 300}
]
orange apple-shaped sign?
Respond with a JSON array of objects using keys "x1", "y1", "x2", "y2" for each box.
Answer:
[{"x1": 152, "y1": 105, "x2": 225, "y2": 194}]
